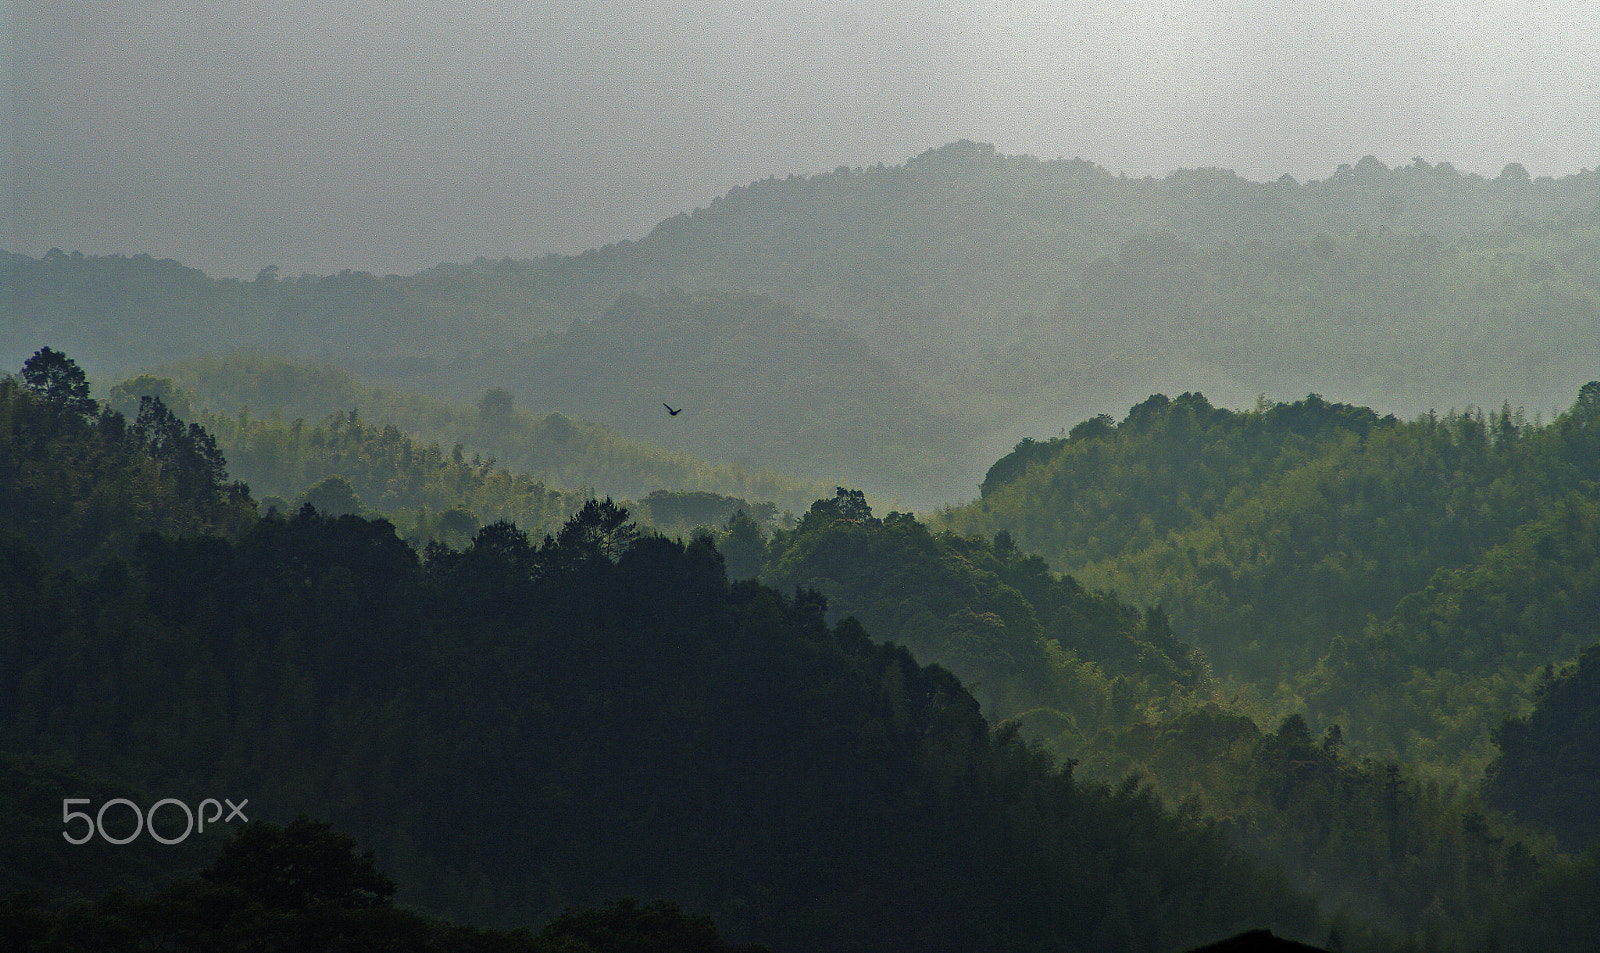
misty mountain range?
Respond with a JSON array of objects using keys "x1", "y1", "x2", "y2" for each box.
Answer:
[{"x1": 5, "y1": 141, "x2": 1598, "y2": 506}]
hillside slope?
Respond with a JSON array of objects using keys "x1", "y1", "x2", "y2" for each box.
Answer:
[{"x1": 936, "y1": 384, "x2": 1600, "y2": 779}]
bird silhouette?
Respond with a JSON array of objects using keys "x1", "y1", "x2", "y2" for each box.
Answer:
[{"x1": 663, "y1": 403, "x2": 682, "y2": 416}]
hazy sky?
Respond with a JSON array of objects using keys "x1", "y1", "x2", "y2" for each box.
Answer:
[{"x1": 4, "y1": 0, "x2": 1597, "y2": 278}]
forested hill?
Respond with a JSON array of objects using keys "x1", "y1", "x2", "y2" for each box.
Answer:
[
  {"x1": 553, "y1": 142, "x2": 1600, "y2": 345},
  {"x1": 1, "y1": 353, "x2": 1332, "y2": 953},
  {"x1": 909, "y1": 383, "x2": 1600, "y2": 940},
  {"x1": 937, "y1": 384, "x2": 1600, "y2": 771},
  {"x1": 8, "y1": 142, "x2": 1599, "y2": 504},
  {"x1": 717, "y1": 489, "x2": 1211, "y2": 744}
]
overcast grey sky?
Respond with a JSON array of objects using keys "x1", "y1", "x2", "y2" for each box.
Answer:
[{"x1": 4, "y1": 0, "x2": 1597, "y2": 278}]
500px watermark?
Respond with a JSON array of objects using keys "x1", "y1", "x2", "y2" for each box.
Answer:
[{"x1": 63, "y1": 797, "x2": 249, "y2": 845}]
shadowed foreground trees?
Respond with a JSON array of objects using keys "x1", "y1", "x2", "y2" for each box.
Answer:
[
  {"x1": 2, "y1": 817, "x2": 766, "y2": 953},
  {"x1": 1, "y1": 462, "x2": 1323, "y2": 950},
  {"x1": 1486, "y1": 644, "x2": 1600, "y2": 851}
]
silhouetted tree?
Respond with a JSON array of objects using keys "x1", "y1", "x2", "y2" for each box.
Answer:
[
  {"x1": 545, "y1": 497, "x2": 638, "y2": 569},
  {"x1": 20, "y1": 346, "x2": 96, "y2": 419},
  {"x1": 205, "y1": 816, "x2": 396, "y2": 911},
  {"x1": 132, "y1": 395, "x2": 230, "y2": 494},
  {"x1": 297, "y1": 475, "x2": 365, "y2": 517},
  {"x1": 800, "y1": 487, "x2": 875, "y2": 528}
]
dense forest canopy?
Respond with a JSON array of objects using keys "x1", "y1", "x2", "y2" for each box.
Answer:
[
  {"x1": 731, "y1": 488, "x2": 1210, "y2": 742},
  {"x1": 703, "y1": 460, "x2": 1600, "y2": 938},
  {"x1": 935, "y1": 382, "x2": 1600, "y2": 801},
  {"x1": 3, "y1": 352, "x2": 1337, "y2": 952},
  {"x1": 0, "y1": 348, "x2": 255, "y2": 566},
  {"x1": 12, "y1": 351, "x2": 1600, "y2": 950}
]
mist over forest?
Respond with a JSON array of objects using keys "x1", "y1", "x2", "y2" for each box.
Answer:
[
  {"x1": 7, "y1": 141, "x2": 1599, "y2": 505},
  {"x1": 5, "y1": 134, "x2": 1600, "y2": 953}
]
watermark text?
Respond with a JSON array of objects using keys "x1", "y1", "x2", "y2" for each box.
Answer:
[{"x1": 63, "y1": 797, "x2": 249, "y2": 845}]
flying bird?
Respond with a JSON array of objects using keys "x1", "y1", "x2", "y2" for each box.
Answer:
[{"x1": 663, "y1": 403, "x2": 683, "y2": 416}]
